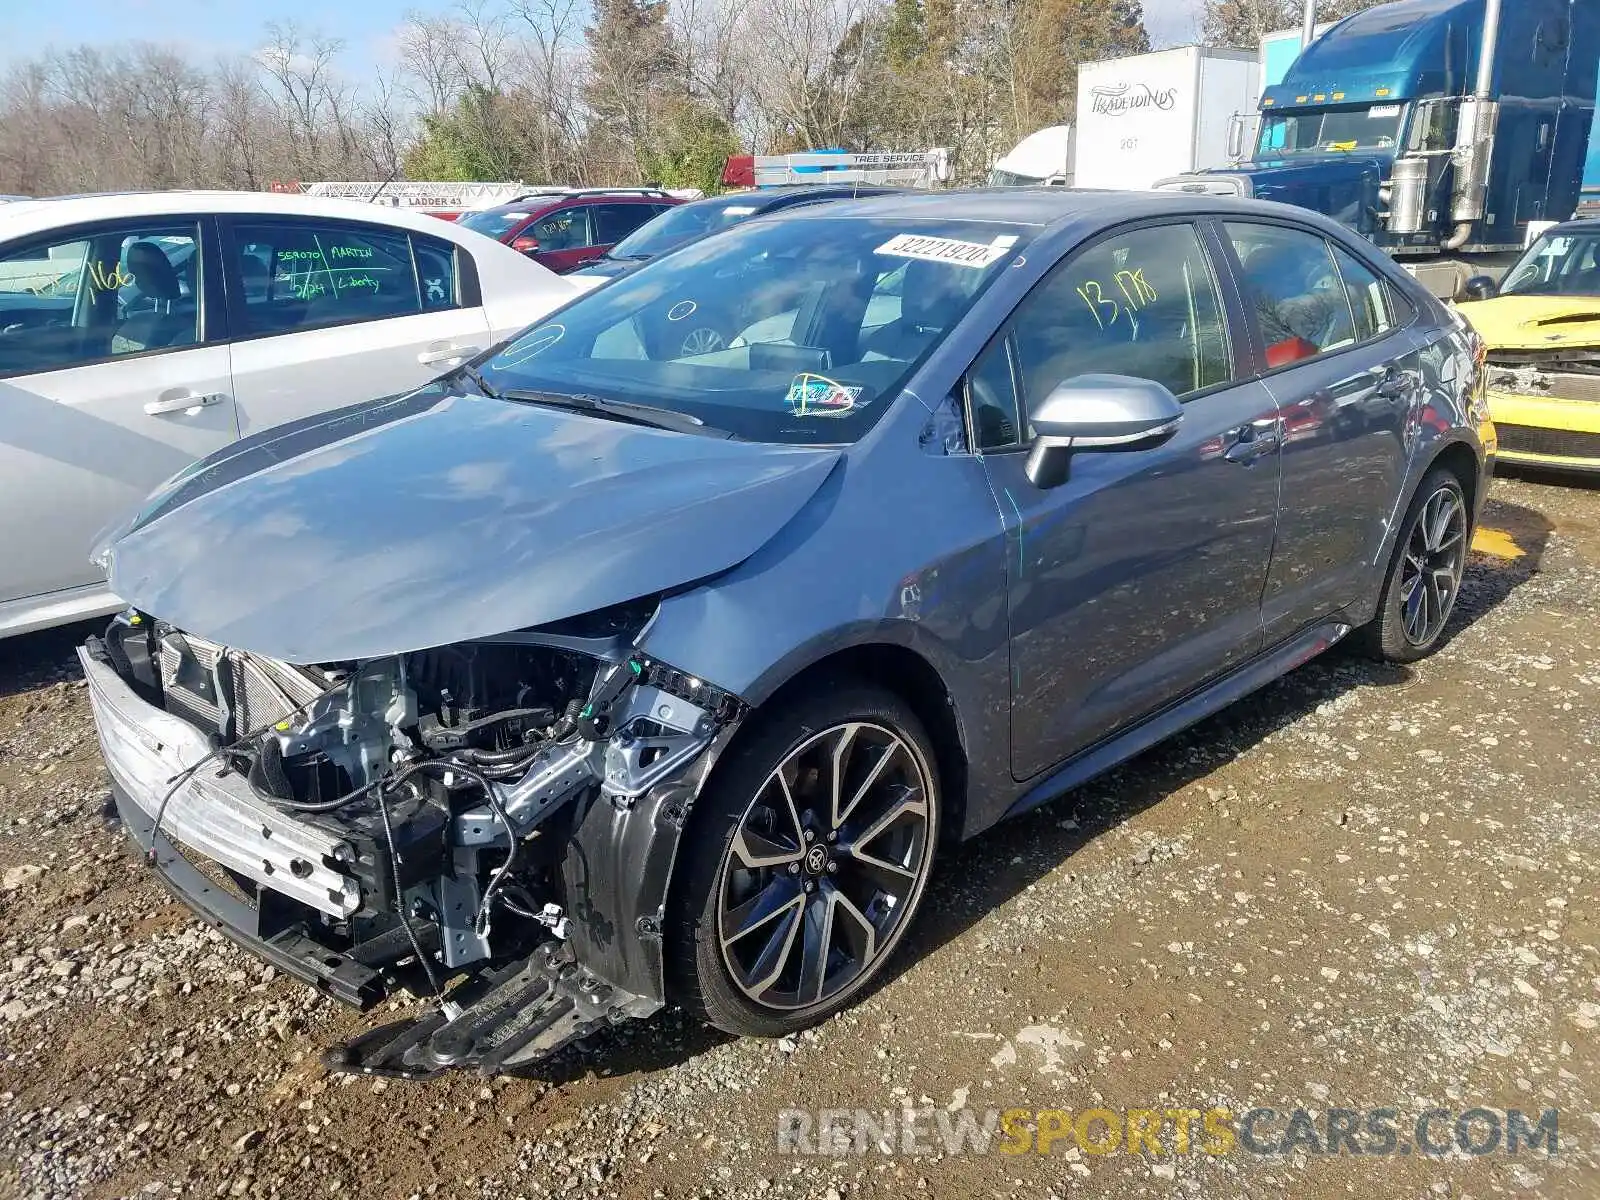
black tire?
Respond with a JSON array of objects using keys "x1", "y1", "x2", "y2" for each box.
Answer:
[
  {"x1": 669, "y1": 681, "x2": 941, "y2": 1038},
  {"x1": 1353, "y1": 466, "x2": 1470, "y2": 662}
]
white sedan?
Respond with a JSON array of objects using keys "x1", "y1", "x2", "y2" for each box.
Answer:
[{"x1": 0, "y1": 190, "x2": 579, "y2": 638}]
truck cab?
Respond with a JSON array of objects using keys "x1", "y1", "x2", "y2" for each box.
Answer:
[{"x1": 1159, "y1": 0, "x2": 1598, "y2": 293}]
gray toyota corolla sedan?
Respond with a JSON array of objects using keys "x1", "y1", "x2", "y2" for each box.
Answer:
[{"x1": 81, "y1": 190, "x2": 1493, "y2": 1076}]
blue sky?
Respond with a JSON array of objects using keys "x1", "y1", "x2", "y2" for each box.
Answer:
[
  {"x1": 0, "y1": 0, "x2": 1203, "y2": 66},
  {"x1": 0, "y1": 0, "x2": 404, "y2": 67}
]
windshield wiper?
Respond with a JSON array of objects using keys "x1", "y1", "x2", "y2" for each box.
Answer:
[
  {"x1": 495, "y1": 388, "x2": 730, "y2": 437},
  {"x1": 445, "y1": 362, "x2": 500, "y2": 399}
]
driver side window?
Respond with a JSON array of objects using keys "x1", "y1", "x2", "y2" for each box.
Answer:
[
  {"x1": 964, "y1": 222, "x2": 1230, "y2": 451},
  {"x1": 531, "y1": 207, "x2": 592, "y2": 252}
]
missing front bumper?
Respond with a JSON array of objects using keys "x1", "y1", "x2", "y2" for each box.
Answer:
[
  {"x1": 108, "y1": 779, "x2": 390, "y2": 1006},
  {"x1": 82, "y1": 633, "x2": 734, "y2": 1076}
]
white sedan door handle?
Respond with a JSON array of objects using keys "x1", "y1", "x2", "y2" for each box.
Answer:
[
  {"x1": 145, "y1": 391, "x2": 224, "y2": 416},
  {"x1": 418, "y1": 345, "x2": 479, "y2": 366}
]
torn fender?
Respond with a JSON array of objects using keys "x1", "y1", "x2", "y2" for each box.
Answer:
[{"x1": 561, "y1": 718, "x2": 741, "y2": 1007}]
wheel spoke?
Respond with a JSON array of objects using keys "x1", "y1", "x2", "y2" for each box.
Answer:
[
  {"x1": 798, "y1": 890, "x2": 837, "y2": 1004},
  {"x1": 842, "y1": 789, "x2": 925, "y2": 859},
  {"x1": 1402, "y1": 572, "x2": 1425, "y2": 641},
  {"x1": 1432, "y1": 567, "x2": 1456, "y2": 617},
  {"x1": 731, "y1": 824, "x2": 802, "y2": 870},
  {"x1": 729, "y1": 772, "x2": 806, "y2": 869},
  {"x1": 834, "y1": 736, "x2": 905, "y2": 831},
  {"x1": 722, "y1": 885, "x2": 805, "y2": 999},
  {"x1": 1427, "y1": 494, "x2": 1459, "y2": 551},
  {"x1": 720, "y1": 875, "x2": 804, "y2": 949},
  {"x1": 840, "y1": 849, "x2": 919, "y2": 901},
  {"x1": 826, "y1": 723, "x2": 862, "y2": 830},
  {"x1": 829, "y1": 885, "x2": 878, "y2": 964}
]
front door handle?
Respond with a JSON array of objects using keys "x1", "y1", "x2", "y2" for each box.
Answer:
[
  {"x1": 1223, "y1": 419, "x2": 1282, "y2": 464},
  {"x1": 418, "y1": 344, "x2": 479, "y2": 366},
  {"x1": 144, "y1": 391, "x2": 224, "y2": 416}
]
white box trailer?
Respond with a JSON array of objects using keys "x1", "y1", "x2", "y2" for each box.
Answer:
[{"x1": 1075, "y1": 46, "x2": 1260, "y2": 191}]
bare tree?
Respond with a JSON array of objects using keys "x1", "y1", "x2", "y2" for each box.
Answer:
[
  {"x1": 396, "y1": 10, "x2": 468, "y2": 115},
  {"x1": 257, "y1": 22, "x2": 345, "y2": 176}
]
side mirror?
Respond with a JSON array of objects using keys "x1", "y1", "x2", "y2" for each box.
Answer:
[
  {"x1": 511, "y1": 234, "x2": 541, "y2": 254},
  {"x1": 1025, "y1": 374, "x2": 1184, "y2": 489},
  {"x1": 1461, "y1": 274, "x2": 1498, "y2": 301}
]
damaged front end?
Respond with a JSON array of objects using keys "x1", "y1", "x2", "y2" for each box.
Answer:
[{"x1": 81, "y1": 600, "x2": 743, "y2": 1077}]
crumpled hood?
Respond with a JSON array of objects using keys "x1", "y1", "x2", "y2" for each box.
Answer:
[
  {"x1": 97, "y1": 387, "x2": 840, "y2": 664},
  {"x1": 1457, "y1": 295, "x2": 1600, "y2": 352}
]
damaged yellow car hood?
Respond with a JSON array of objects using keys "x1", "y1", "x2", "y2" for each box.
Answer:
[{"x1": 1458, "y1": 295, "x2": 1600, "y2": 351}]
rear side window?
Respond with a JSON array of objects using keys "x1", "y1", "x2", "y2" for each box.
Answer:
[
  {"x1": 1328, "y1": 243, "x2": 1394, "y2": 342},
  {"x1": 1010, "y1": 221, "x2": 1232, "y2": 415},
  {"x1": 412, "y1": 236, "x2": 459, "y2": 311},
  {"x1": 593, "y1": 204, "x2": 659, "y2": 244},
  {"x1": 1225, "y1": 222, "x2": 1371, "y2": 366},
  {"x1": 232, "y1": 220, "x2": 449, "y2": 336}
]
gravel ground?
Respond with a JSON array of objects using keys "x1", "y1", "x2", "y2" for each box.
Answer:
[{"x1": 1, "y1": 472, "x2": 1597, "y2": 1200}]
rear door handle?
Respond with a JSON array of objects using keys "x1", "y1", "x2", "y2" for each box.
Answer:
[
  {"x1": 1375, "y1": 366, "x2": 1411, "y2": 399},
  {"x1": 1223, "y1": 419, "x2": 1282, "y2": 464},
  {"x1": 144, "y1": 391, "x2": 224, "y2": 416},
  {"x1": 418, "y1": 344, "x2": 479, "y2": 366}
]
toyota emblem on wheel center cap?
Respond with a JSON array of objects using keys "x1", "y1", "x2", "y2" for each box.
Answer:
[{"x1": 804, "y1": 845, "x2": 829, "y2": 874}]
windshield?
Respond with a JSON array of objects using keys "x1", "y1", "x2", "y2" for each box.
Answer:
[
  {"x1": 1258, "y1": 104, "x2": 1405, "y2": 156},
  {"x1": 458, "y1": 207, "x2": 532, "y2": 238},
  {"x1": 607, "y1": 196, "x2": 774, "y2": 260},
  {"x1": 481, "y1": 216, "x2": 1031, "y2": 445},
  {"x1": 1500, "y1": 230, "x2": 1600, "y2": 297}
]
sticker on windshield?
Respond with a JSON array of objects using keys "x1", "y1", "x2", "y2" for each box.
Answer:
[
  {"x1": 1368, "y1": 105, "x2": 1400, "y2": 118},
  {"x1": 722, "y1": 205, "x2": 758, "y2": 216},
  {"x1": 787, "y1": 374, "x2": 863, "y2": 417},
  {"x1": 875, "y1": 233, "x2": 1008, "y2": 269},
  {"x1": 667, "y1": 299, "x2": 697, "y2": 322},
  {"x1": 492, "y1": 323, "x2": 564, "y2": 369}
]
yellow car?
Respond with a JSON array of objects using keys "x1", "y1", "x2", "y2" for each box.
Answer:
[{"x1": 1458, "y1": 218, "x2": 1600, "y2": 475}]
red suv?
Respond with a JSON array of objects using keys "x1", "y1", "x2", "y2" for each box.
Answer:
[{"x1": 456, "y1": 189, "x2": 682, "y2": 274}]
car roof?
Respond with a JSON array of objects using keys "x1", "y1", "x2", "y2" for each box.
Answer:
[
  {"x1": 671, "y1": 185, "x2": 899, "y2": 212},
  {"x1": 0, "y1": 190, "x2": 486, "y2": 242},
  {"x1": 1543, "y1": 215, "x2": 1600, "y2": 235},
  {"x1": 772, "y1": 187, "x2": 1345, "y2": 232},
  {"x1": 476, "y1": 191, "x2": 670, "y2": 215}
]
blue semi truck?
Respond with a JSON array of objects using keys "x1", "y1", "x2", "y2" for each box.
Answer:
[{"x1": 1158, "y1": 0, "x2": 1600, "y2": 296}]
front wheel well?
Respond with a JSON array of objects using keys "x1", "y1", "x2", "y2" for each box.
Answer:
[{"x1": 724, "y1": 645, "x2": 969, "y2": 843}]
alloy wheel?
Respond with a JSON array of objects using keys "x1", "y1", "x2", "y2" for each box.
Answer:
[
  {"x1": 680, "y1": 326, "x2": 726, "y2": 355},
  {"x1": 1399, "y1": 483, "x2": 1467, "y2": 646},
  {"x1": 715, "y1": 721, "x2": 934, "y2": 1011}
]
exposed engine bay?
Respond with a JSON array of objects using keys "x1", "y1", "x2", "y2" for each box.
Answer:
[
  {"x1": 1487, "y1": 351, "x2": 1600, "y2": 401},
  {"x1": 85, "y1": 601, "x2": 743, "y2": 1077}
]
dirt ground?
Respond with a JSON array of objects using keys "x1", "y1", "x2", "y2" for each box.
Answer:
[{"x1": 1, "y1": 471, "x2": 1596, "y2": 1200}]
